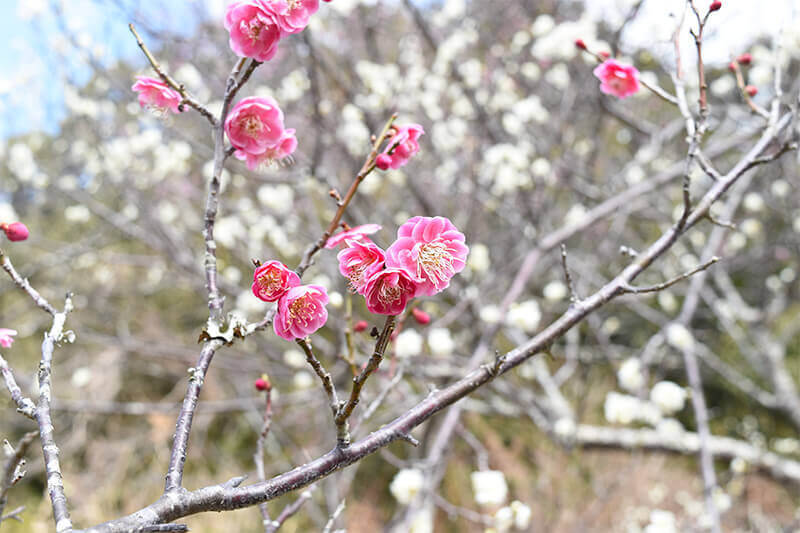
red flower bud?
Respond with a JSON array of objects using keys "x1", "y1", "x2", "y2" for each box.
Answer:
[
  {"x1": 1, "y1": 222, "x2": 29, "y2": 242},
  {"x1": 254, "y1": 374, "x2": 271, "y2": 391},
  {"x1": 375, "y1": 154, "x2": 392, "y2": 171},
  {"x1": 412, "y1": 308, "x2": 431, "y2": 325},
  {"x1": 745, "y1": 85, "x2": 757, "y2": 97},
  {"x1": 574, "y1": 39, "x2": 587, "y2": 51},
  {"x1": 598, "y1": 51, "x2": 610, "y2": 59},
  {"x1": 736, "y1": 53, "x2": 751, "y2": 65},
  {"x1": 709, "y1": 1, "x2": 722, "y2": 12},
  {"x1": 727, "y1": 61, "x2": 737, "y2": 72},
  {"x1": 353, "y1": 320, "x2": 369, "y2": 333}
]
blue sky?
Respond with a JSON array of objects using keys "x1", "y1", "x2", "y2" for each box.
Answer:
[
  {"x1": 0, "y1": 0, "x2": 210, "y2": 138},
  {"x1": 1, "y1": 0, "x2": 797, "y2": 139}
]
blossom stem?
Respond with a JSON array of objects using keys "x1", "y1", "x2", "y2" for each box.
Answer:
[
  {"x1": 335, "y1": 315, "x2": 396, "y2": 447},
  {"x1": 295, "y1": 113, "x2": 397, "y2": 277}
]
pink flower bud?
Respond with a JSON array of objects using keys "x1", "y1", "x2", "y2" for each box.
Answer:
[
  {"x1": 375, "y1": 154, "x2": 392, "y2": 170},
  {"x1": 0, "y1": 329, "x2": 17, "y2": 348},
  {"x1": 1, "y1": 222, "x2": 29, "y2": 242},
  {"x1": 709, "y1": 1, "x2": 722, "y2": 12},
  {"x1": 412, "y1": 308, "x2": 431, "y2": 325},
  {"x1": 254, "y1": 375, "x2": 271, "y2": 391},
  {"x1": 736, "y1": 53, "x2": 752, "y2": 65},
  {"x1": 574, "y1": 39, "x2": 587, "y2": 51},
  {"x1": 598, "y1": 51, "x2": 610, "y2": 59},
  {"x1": 728, "y1": 61, "x2": 737, "y2": 72},
  {"x1": 353, "y1": 320, "x2": 368, "y2": 332},
  {"x1": 745, "y1": 85, "x2": 758, "y2": 97}
]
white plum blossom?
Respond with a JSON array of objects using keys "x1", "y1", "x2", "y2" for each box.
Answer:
[
  {"x1": 543, "y1": 281, "x2": 567, "y2": 302},
  {"x1": 656, "y1": 418, "x2": 685, "y2": 441},
  {"x1": 617, "y1": 358, "x2": 645, "y2": 392},
  {"x1": 510, "y1": 500, "x2": 532, "y2": 529},
  {"x1": 604, "y1": 392, "x2": 662, "y2": 426},
  {"x1": 665, "y1": 323, "x2": 695, "y2": 352},
  {"x1": 428, "y1": 328, "x2": 455, "y2": 357},
  {"x1": 644, "y1": 510, "x2": 677, "y2": 533},
  {"x1": 471, "y1": 470, "x2": 508, "y2": 506},
  {"x1": 553, "y1": 417, "x2": 576, "y2": 440},
  {"x1": 494, "y1": 505, "x2": 514, "y2": 532},
  {"x1": 480, "y1": 305, "x2": 502, "y2": 324},
  {"x1": 283, "y1": 349, "x2": 306, "y2": 369},
  {"x1": 467, "y1": 243, "x2": 490, "y2": 274},
  {"x1": 389, "y1": 468, "x2": 425, "y2": 505},
  {"x1": 650, "y1": 381, "x2": 687, "y2": 415},
  {"x1": 507, "y1": 300, "x2": 541, "y2": 333},
  {"x1": 395, "y1": 330, "x2": 424, "y2": 358},
  {"x1": 292, "y1": 371, "x2": 313, "y2": 390}
]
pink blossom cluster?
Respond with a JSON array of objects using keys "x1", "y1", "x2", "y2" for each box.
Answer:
[
  {"x1": 375, "y1": 124, "x2": 425, "y2": 170},
  {"x1": 225, "y1": 96, "x2": 298, "y2": 169},
  {"x1": 337, "y1": 216, "x2": 468, "y2": 315},
  {"x1": 225, "y1": 0, "x2": 322, "y2": 62},
  {"x1": 251, "y1": 260, "x2": 329, "y2": 340},
  {"x1": 131, "y1": 77, "x2": 183, "y2": 115}
]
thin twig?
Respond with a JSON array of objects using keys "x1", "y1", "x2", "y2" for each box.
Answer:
[
  {"x1": 264, "y1": 489, "x2": 314, "y2": 533},
  {"x1": 0, "y1": 249, "x2": 57, "y2": 316},
  {"x1": 254, "y1": 386, "x2": 273, "y2": 529},
  {"x1": 621, "y1": 256, "x2": 719, "y2": 294},
  {"x1": 296, "y1": 338, "x2": 340, "y2": 419},
  {"x1": 560, "y1": 244, "x2": 580, "y2": 304},
  {"x1": 322, "y1": 500, "x2": 346, "y2": 533},
  {"x1": 335, "y1": 315, "x2": 397, "y2": 446},
  {"x1": 0, "y1": 431, "x2": 37, "y2": 522}
]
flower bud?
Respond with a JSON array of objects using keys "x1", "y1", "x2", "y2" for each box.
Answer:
[
  {"x1": 574, "y1": 39, "x2": 587, "y2": 51},
  {"x1": 353, "y1": 320, "x2": 369, "y2": 332},
  {"x1": 727, "y1": 61, "x2": 737, "y2": 72},
  {"x1": 375, "y1": 154, "x2": 392, "y2": 170},
  {"x1": 1, "y1": 222, "x2": 29, "y2": 242},
  {"x1": 412, "y1": 308, "x2": 431, "y2": 325},
  {"x1": 745, "y1": 85, "x2": 757, "y2": 97},
  {"x1": 254, "y1": 374, "x2": 271, "y2": 392},
  {"x1": 598, "y1": 50, "x2": 610, "y2": 59},
  {"x1": 709, "y1": 1, "x2": 722, "y2": 12},
  {"x1": 736, "y1": 53, "x2": 752, "y2": 65}
]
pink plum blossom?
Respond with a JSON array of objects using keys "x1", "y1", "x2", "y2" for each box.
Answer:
[
  {"x1": 252, "y1": 260, "x2": 300, "y2": 302},
  {"x1": 225, "y1": 96, "x2": 286, "y2": 155},
  {"x1": 234, "y1": 128, "x2": 298, "y2": 169},
  {"x1": 1, "y1": 222, "x2": 29, "y2": 242},
  {"x1": 593, "y1": 59, "x2": 640, "y2": 99},
  {"x1": 364, "y1": 268, "x2": 418, "y2": 315},
  {"x1": 131, "y1": 76, "x2": 182, "y2": 114},
  {"x1": 274, "y1": 285, "x2": 329, "y2": 339},
  {"x1": 268, "y1": 0, "x2": 319, "y2": 33},
  {"x1": 324, "y1": 224, "x2": 382, "y2": 249},
  {"x1": 0, "y1": 329, "x2": 17, "y2": 348},
  {"x1": 337, "y1": 239, "x2": 386, "y2": 295},
  {"x1": 385, "y1": 216, "x2": 468, "y2": 296},
  {"x1": 225, "y1": 1, "x2": 285, "y2": 62},
  {"x1": 378, "y1": 124, "x2": 425, "y2": 170}
]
